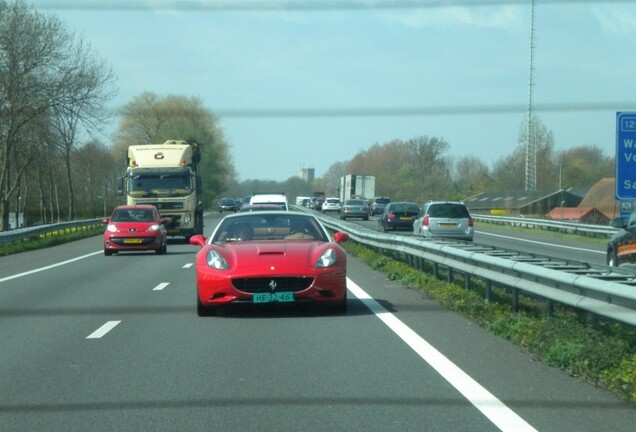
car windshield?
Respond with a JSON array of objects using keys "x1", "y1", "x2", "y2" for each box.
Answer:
[
  {"x1": 212, "y1": 214, "x2": 327, "y2": 243},
  {"x1": 375, "y1": 198, "x2": 390, "y2": 204},
  {"x1": 112, "y1": 208, "x2": 156, "y2": 222},
  {"x1": 429, "y1": 204, "x2": 470, "y2": 218},
  {"x1": 346, "y1": 200, "x2": 366, "y2": 206},
  {"x1": 392, "y1": 203, "x2": 419, "y2": 213}
]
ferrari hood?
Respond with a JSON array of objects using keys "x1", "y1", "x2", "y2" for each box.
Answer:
[{"x1": 215, "y1": 241, "x2": 326, "y2": 270}]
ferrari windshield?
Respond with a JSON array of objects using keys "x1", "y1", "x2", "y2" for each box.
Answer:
[{"x1": 212, "y1": 213, "x2": 328, "y2": 243}]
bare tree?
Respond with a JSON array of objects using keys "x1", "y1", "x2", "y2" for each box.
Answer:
[
  {"x1": 51, "y1": 37, "x2": 117, "y2": 220},
  {"x1": 0, "y1": 0, "x2": 69, "y2": 230}
]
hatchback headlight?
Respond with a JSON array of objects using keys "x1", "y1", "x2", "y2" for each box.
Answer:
[
  {"x1": 146, "y1": 223, "x2": 160, "y2": 232},
  {"x1": 106, "y1": 224, "x2": 119, "y2": 233},
  {"x1": 207, "y1": 250, "x2": 229, "y2": 270},
  {"x1": 316, "y1": 248, "x2": 337, "y2": 268}
]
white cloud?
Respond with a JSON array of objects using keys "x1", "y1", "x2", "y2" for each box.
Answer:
[
  {"x1": 382, "y1": 6, "x2": 524, "y2": 31},
  {"x1": 593, "y1": 7, "x2": 636, "y2": 38}
]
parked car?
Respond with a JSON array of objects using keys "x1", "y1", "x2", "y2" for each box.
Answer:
[
  {"x1": 218, "y1": 197, "x2": 239, "y2": 213},
  {"x1": 413, "y1": 201, "x2": 474, "y2": 241},
  {"x1": 102, "y1": 204, "x2": 168, "y2": 256},
  {"x1": 379, "y1": 202, "x2": 420, "y2": 232},
  {"x1": 189, "y1": 211, "x2": 349, "y2": 316},
  {"x1": 322, "y1": 197, "x2": 341, "y2": 213},
  {"x1": 370, "y1": 196, "x2": 391, "y2": 216},
  {"x1": 607, "y1": 211, "x2": 636, "y2": 267},
  {"x1": 340, "y1": 199, "x2": 369, "y2": 220}
]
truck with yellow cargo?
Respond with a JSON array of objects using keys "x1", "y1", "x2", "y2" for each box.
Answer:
[{"x1": 118, "y1": 139, "x2": 204, "y2": 239}]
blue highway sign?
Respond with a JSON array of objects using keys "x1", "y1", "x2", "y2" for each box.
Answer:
[{"x1": 616, "y1": 112, "x2": 636, "y2": 200}]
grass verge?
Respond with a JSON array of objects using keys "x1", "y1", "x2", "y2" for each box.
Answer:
[
  {"x1": 0, "y1": 225, "x2": 103, "y2": 256},
  {"x1": 342, "y1": 240, "x2": 636, "y2": 404}
]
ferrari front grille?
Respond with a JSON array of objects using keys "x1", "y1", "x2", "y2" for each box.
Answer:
[{"x1": 231, "y1": 277, "x2": 314, "y2": 293}]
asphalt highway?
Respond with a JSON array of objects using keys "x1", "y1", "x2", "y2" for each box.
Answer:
[{"x1": 0, "y1": 212, "x2": 633, "y2": 431}]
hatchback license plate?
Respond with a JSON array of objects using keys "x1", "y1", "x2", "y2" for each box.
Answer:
[
  {"x1": 441, "y1": 223, "x2": 456, "y2": 228},
  {"x1": 123, "y1": 238, "x2": 143, "y2": 244},
  {"x1": 253, "y1": 292, "x2": 294, "y2": 303}
]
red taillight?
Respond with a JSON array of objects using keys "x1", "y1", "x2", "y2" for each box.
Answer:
[
  {"x1": 422, "y1": 215, "x2": 429, "y2": 227},
  {"x1": 468, "y1": 217, "x2": 473, "y2": 227},
  {"x1": 387, "y1": 214, "x2": 395, "y2": 220}
]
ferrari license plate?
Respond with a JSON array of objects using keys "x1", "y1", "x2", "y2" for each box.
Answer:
[
  {"x1": 123, "y1": 238, "x2": 143, "y2": 244},
  {"x1": 253, "y1": 292, "x2": 294, "y2": 303}
]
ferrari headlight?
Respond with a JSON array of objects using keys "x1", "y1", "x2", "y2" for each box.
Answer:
[
  {"x1": 316, "y1": 248, "x2": 337, "y2": 268},
  {"x1": 206, "y1": 250, "x2": 229, "y2": 270},
  {"x1": 146, "y1": 223, "x2": 160, "y2": 232},
  {"x1": 106, "y1": 224, "x2": 119, "y2": 233}
]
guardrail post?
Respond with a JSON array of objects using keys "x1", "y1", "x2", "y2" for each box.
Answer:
[
  {"x1": 546, "y1": 299, "x2": 554, "y2": 317},
  {"x1": 464, "y1": 273, "x2": 470, "y2": 290},
  {"x1": 511, "y1": 288, "x2": 519, "y2": 313},
  {"x1": 485, "y1": 280, "x2": 492, "y2": 302},
  {"x1": 447, "y1": 268, "x2": 453, "y2": 284}
]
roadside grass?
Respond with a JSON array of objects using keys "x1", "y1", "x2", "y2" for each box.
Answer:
[
  {"x1": 0, "y1": 225, "x2": 103, "y2": 256},
  {"x1": 342, "y1": 240, "x2": 636, "y2": 404},
  {"x1": 476, "y1": 219, "x2": 610, "y2": 246}
]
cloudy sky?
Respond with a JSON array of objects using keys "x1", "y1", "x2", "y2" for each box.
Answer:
[{"x1": 31, "y1": 0, "x2": 636, "y2": 181}]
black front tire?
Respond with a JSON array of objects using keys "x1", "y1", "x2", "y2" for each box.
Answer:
[
  {"x1": 197, "y1": 297, "x2": 218, "y2": 316},
  {"x1": 331, "y1": 291, "x2": 348, "y2": 314}
]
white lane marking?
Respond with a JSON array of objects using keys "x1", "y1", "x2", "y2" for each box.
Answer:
[
  {"x1": 477, "y1": 231, "x2": 605, "y2": 254},
  {"x1": 86, "y1": 321, "x2": 121, "y2": 339},
  {"x1": 0, "y1": 251, "x2": 103, "y2": 284},
  {"x1": 183, "y1": 263, "x2": 194, "y2": 268},
  {"x1": 153, "y1": 282, "x2": 169, "y2": 291},
  {"x1": 347, "y1": 278, "x2": 537, "y2": 432}
]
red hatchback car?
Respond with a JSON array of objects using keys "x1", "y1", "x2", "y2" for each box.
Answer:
[
  {"x1": 102, "y1": 205, "x2": 168, "y2": 256},
  {"x1": 189, "y1": 211, "x2": 349, "y2": 316}
]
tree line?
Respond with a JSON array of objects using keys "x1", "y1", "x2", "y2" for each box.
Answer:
[
  {"x1": 0, "y1": 1, "x2": 234, "y2": 230},
  {"x1": 227, "y1": 118, "x2": 615, "y2": 206}
]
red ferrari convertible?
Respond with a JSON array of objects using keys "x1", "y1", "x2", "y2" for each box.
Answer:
[{"x1": 189, "y1": 211, "x2": 349, "y2": 316}]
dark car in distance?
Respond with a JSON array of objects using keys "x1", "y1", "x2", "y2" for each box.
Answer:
[
  {"x1": 218, "y1": 197, "x2": 239, "y2": 213},
  {"x1": 370, "y1": 196, "x2": 391, "y2": 216},
  {"x1": 607, "y1": 210, "x2": 636, "y2": 267},
  {"x1": 379, "y1": 202, "x2": 419, "y2": 232}
]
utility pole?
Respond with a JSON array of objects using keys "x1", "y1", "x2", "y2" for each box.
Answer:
[{"x1": 525, "y1": 0, "x2": 537, "y2": 192}]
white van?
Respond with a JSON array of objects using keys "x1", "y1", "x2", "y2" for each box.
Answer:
[{"x1": 249, "y1": 193, "x2": 289, "y2": 211}]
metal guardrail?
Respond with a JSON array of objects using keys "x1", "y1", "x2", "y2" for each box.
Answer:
[
  {"x1": 0, "y1": 219, "x2": 103, "y2": 244},
  {"x1": 317, "y1": 215, "x2": 636, "y2": 327},
  {"x1": 472, "y1": 214, "x2": 617, "y2": 238}
]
